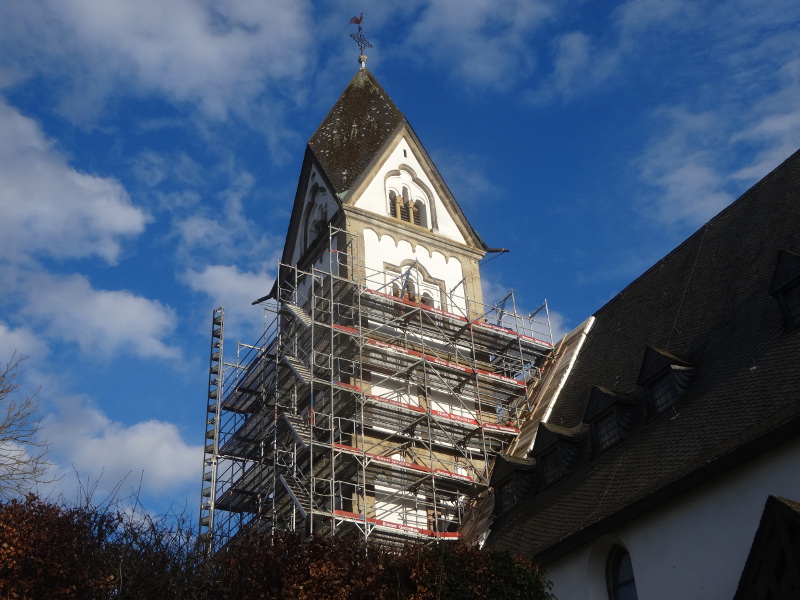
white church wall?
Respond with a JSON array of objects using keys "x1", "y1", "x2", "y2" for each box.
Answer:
[
  {"x1": 543, "y1": 436, "x2": 800, "y2": 600},
  {"x1": 353, "y1": 137, "x2": 466, "y2": 244},
  {"x1": 371, "y1": 377, "x2": 418, "y2": 406},
  {"x1": 290, "y1": 236, "x2": 338, "y2": 307},
  {"x1": 374, "y1": 486, "x2": 428, "y2": 528},
  {"x1": 361, "y1": 228, "x2": 466, "y2": 313},
  {"x1": 290, "y1": 166, "x2": 339, "y2": 266}
]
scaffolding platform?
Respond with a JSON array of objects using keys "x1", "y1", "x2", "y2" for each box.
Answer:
[{"x1": 199, "y1": 227, "x2": 553, "y2": 551}]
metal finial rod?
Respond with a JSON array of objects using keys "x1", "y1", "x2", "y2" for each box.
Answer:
[{"x1": 349, "y1": 12, "x2": 372, "y2": 68}]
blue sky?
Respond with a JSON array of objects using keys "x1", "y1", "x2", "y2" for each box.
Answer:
[{"x1": 1, "y1": 0, "x2": 798, "y2": 514}]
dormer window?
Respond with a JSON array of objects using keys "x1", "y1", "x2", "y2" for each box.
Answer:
[
  {"x1": 648, "y1": 372, "x2": 676, "y2": 414},
  {"x1": 637, "y1": 347, "x2": 692, "y2": 417},
  {"x1": 783, "y1": 282, "x2": 800, "y2": 328},
  {"x1": 595, "y1": 411, "x2": 622, "y2": 452},
  {"x1": 495, "y1": 477, "x2": 517, "y2": 515},
  {"x1": 490, "y1": 455, "x2": 536, "y2": 516},
  {"x1": 539, "y1": 448, "x2": 563, "y2": 486},
  {"x1": 584, "y1": 387, "x2": 639, "y2": 456},
  {"x1": 531, "y1": 421, "x2": 589, "y2": 488},
  {"x1": 770, "y1": 250, "x2": 800, "y2": 331}
]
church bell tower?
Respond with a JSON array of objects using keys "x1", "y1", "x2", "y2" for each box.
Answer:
[{"x1": 199, "y1": 33, "x2": 553, "y2": 550}]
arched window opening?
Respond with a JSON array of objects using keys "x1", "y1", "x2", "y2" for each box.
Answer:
[
  {"x1": 606, "y1": 546, "x2": 639, "y2": 600},
  {"x1": 404, "y1": 281, "x2": 417, "y2": 303},
  {"x1": 389, "y1": 191, "x2": 398, "y2": 218},
  {"x1": 392, "y1": 283, "x2": 401, "y2": 298},
  {"x1": 421, "y1": 292, "x2": 435, "y2": 308},
  {"x1": 413, "y1": 200, "x2": 426, "y2": 227},
  {"x1": 399, "y1": 187, "x2": 411, "y2": 222}
]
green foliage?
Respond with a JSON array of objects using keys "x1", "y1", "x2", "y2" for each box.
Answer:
[{"x1": 0, "y1": 496, "x2": 554, "y2": 600}]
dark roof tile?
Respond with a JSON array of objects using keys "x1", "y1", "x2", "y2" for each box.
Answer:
[
  {"x1": 487, "y1": 148, "x2": 800, "y2": 562},
  {"x1": 308, "y1": 69, "x2": 405, "y2": 194}
]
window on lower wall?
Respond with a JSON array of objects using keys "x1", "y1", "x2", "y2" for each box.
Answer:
[{"x1": 606, "y1": 545, "x2": 639, "y2": 600}]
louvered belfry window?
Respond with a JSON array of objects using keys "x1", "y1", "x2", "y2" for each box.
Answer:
[{"x1": 399, "y1": 201, "x2": 410, "y2": 222}]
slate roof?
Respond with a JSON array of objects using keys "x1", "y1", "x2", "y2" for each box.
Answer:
[
  {"x1": 308, "y1": 68, "x2": 405, "y2": 194},
  {"x1": 486, "y1": 148, "x2": 800, "y2": 563}
]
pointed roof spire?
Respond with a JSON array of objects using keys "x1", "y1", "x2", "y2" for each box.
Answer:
[{"x1": 308, "y1": 68, "x2": 404, "y2": 193}]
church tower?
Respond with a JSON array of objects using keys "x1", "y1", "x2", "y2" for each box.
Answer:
[{"x1": 199, "y1": 52, "x2": 553, "y2": 549}]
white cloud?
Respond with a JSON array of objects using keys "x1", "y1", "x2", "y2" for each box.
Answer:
[
  {"x1": 405, "y1": 0, "x2": 554, "y2": 89},
  {"x1": 731, "y1": 59, "x2": 800, "y2": 181},
  {"x1": 0, "y1": 322, "x2": 48, "y2": 362},
  {"x1": 430, "y1": 150, "x2": 495, "y2": 207},
  {"x1": 546, "y1": 309, "x2": 570, "y2": 345},
  {"x1": 43, "y1": 394, "x2": 202, "y2": 498},
  {"x1": 0, "y1": 0, "x2": 312, "y2": 121},
  {"x1": 637, "y1": 107, "x2": 733, "y2": 227},
  {"x1": 614, "y1": 0, "x2": 687, "y2": 32},
  {"x1": 183, "y1": 264, "x2": 273, "y2": 332},
  {"x1": 0, "y1": 100, "x2": 147, "y2": 264},
  {"x1": 171, "y1": 168, "x2": 282, "y2": 270},
  {"x1": 20, "y1": 272, "x2": 180, "y2": 360},
  {"x1": 638, "y1": 52, "x2": 800, "y2": 229}
]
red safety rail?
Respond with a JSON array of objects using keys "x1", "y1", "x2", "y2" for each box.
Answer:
[
  {"x1": 332, "y1": 389, "x2": 521, "y2": 436},
  {"x1": 333, "y1": 509, "x2": 462, "y2": 539},
  {"x1": 363, "y1": 288, "x2": 553, "y2": 349},
  {"x1": 365, "y1": 339, "x2": 525, "y2": 388},
  {"x1": 332, "y1": 443, "x2": 474, "y2": 483}
]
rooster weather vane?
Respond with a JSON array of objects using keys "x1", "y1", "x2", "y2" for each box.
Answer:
[{"x1": 349, "y1": 12, "x2": 372, "y2": 67}]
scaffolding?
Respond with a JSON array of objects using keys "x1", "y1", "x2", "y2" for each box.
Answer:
[{"x1": 199, "y1": 226, "x2": 553, "y2": 551}]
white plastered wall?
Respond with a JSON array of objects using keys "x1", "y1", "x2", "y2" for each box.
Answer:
[
  {"x1": 361, "y1": 228, "x2": 466, "y2": 313},
  {"x1": 290, "y1": 165, "x2": 339, "y2": 266},
  {"x1": 353, "y1": 136, "x2": 466, "y2": 245},
  {"x1": 543, "y1": 437, "x2": 800, "y2": 600}
]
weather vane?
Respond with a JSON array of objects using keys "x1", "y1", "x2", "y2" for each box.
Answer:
[{"x1": 349, "y1": 13, "x2": 372, "y2": 68}]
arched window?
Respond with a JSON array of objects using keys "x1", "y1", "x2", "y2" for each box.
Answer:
[
  {"x1": 606, "y1": 546, "x2": 638, "y2": 600},
  {"x1": 389, "y1": 191, "x2": 398, "y2": 219},
  {"x1": 399, "y1": 188, "x2": 411, "y2": 222},
  {"x1": 413, "y1": 200, "x2": 427, "y2": 227},
  {"x1": 405, "y1": 281, "x2": 417, "y2": 303},
  {"x1": 421, "y1": 292, "x2": 435, "y2": 308}
]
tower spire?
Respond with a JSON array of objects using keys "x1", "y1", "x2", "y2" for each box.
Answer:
[{"x1": 349, "y1": 12, "x2": 372, "y2": 69}]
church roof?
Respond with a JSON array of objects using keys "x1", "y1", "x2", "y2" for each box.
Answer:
[
  {"x1": 308, "y1": 68, "x2": 405, "y2": 194},
  {"x1": 486, "y1": 148, "x2": 800, "y2": 563}
]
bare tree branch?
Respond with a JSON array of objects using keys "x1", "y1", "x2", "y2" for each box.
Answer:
[{"x1": 0, "y1": 352, "x2": 55, "y2": 499}]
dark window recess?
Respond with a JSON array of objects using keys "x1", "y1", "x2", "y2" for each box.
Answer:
[
  {"x1": 637, "y1": 347, "x2": 692, "y2": 417},
  {"x1": 495, "y1": 478, "x2": 517, "y2": 515},
  {"x1": 399, "y1": 201, "x2": 411, "y2": 222},
  {"x1": 412, "y1": 204, "x2": 422, "y2": 226},
  {"x1": 540, "y1": 448, "x2": 563, "y2": 486},
  {"x1": 595, "y1": 411, "x2": 622, "y2": 451},
  {"x1": 648, "y1": 373, "x2": 677, "y2": 415},
  {"x1": 389, "y1": 193, "x2": 398, "y2": 218},
  {"x1": 607, "y1": 546, "x2": 639, "y2": 600},
  {"x1": 769, "y1": 250, "x2": 800, "y2": 331},
  {"x1": 784, "y1": 280, "x2": 800, "y2": 328}
]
